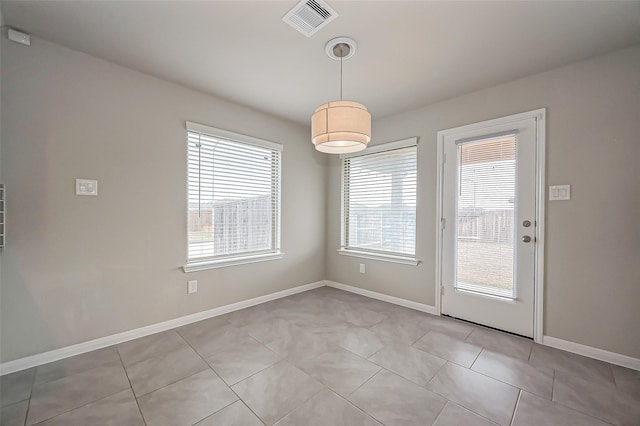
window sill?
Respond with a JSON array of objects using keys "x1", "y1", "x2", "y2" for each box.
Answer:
[
  {"x1": 337, "y1": 249, "x2": 419, "y2": 265},
  {"x1": 183, "y1": 252, "x2": 284, "y2": 272}
]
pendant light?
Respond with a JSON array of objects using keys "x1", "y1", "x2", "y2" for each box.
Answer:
[{"x1": 312, "y1": 37, "x2": 371, "y2": 154}]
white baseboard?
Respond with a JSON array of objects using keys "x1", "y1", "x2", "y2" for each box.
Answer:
[
  {"x1": 327, "y1": 281, "x2": 639, "y2": 371},
  {"x1": 543, "y1": 336, "x2": 640, "y2": 371},
  {"x1": 326, "y1": 280, "x2": 438, "y2": 315},
  {"x1": 0, "y1": 280, "x2": 325, "y2": 376},
  {"x1": 5, "y1": 279, "x2": 637, "y2": 375}
]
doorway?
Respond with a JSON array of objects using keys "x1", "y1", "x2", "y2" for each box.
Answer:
[{"x1": 436, "y1": 109, "x2": 545, "y2": 339}]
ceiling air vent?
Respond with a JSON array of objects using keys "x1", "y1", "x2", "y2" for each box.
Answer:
[{"x1": 282, "y1": 0, "x2": 338, "y2": 37}]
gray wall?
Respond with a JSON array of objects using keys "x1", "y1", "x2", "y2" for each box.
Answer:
[
  {"x1": 0, "y1": 36, "x2": 326, "y2": 362},
  {"x1": 327, "y1": 46, "x2": 640, "y2": 358},
  {"x1": 2, "y1": 31, "x2": 638, "y2": 363}
]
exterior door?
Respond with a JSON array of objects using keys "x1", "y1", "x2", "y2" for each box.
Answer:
[{"x1": 439, "y1": 112, "x2": 542, "y2": 337}]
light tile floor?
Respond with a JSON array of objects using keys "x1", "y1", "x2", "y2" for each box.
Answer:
[{"x1": 1, "y1": 287, "x2": 639, "y2": 426}]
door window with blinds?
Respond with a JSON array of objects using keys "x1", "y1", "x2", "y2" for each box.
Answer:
[
  {"x1": 340, "y1": 139, "x2": 418, "y2": 262},
  {"x1": 456, "y1": 135, "x2": 516, "y2": 297},
  {"x1": 185, "y1": 122, "x2": 282, "y2": 270}
]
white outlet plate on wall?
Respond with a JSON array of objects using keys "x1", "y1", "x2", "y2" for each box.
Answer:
[
  {"x1": 76, "y1": 179, "x2": 98, "y2": 196},
  {"x1": 8, "y1": 29, "x2": 31, "y2": 46},
  {"x1": 188, "y1": 280, "x2": 198, "y2": 294},
  {"x1": 549, "y1": 185, "x2": 570, "y2": 201}
]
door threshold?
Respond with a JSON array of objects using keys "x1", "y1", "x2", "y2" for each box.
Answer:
[{"x1": 441, "y1": 314, "x2": 533, "y2": 340}]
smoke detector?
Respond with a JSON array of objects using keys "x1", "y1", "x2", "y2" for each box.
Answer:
[{"x1": 282, "y1": 0, "x2": 338, "y2": 37}]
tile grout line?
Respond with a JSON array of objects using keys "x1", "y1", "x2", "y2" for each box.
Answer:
[
  {"x1": 27, "y1": 359, "x2": 131, "y2": 425},
  {"x1": 368, "y1": 339, "x2": 465, "y2": 389},
  {"x1": 246, "y1": 399, "x2": 268, "y2": 426},
  {"x1": 176, "y1": 323, "x2": 274, "y2": 425},
  {"x1": 424, "y1": 360, "x2": 449, "y2": 392},
  {"x1": 269, "y1": 386, "x2": 326, "y2": 426},
  {"x1": 29, "y1": 385, "x2": 133, "y2": 425},
  {"x1": 548, "y1": 364, "x2": 620, "y2": 426},
  {"x1": 463, "y1": 355, "x2": 546, "y2": 397},
  {"x1": 119, "y1": 330, "x2": 239, "y2": 421},
  {"x1": 217, "y1": 334, "x2": 288, "y2": 387},
  {"x1": 174, "y1": 329, "x2": 249, "y2": 425},
  {"x1": 423, "y1": 358, "x2": 447, "y2": 389},
  {"x1": 508, "y1": 389, "x2": 522, "y2": 426},
  {"x1": 222, "y1": 357, "x2": 281, "y2": 388},
  {"x1": 551, "y1": 397, "x2": 618, "y2": 426},
  {"x1": 187, "y1": 399, "x2": 240, "y2": 426},
  {"x1": 117, "y1": 330, "x2": 188, "y2": 370},
  {"x1": 364, "y1": 343, "x2": 387, "y2": 361},
  {"x1": 249, "y1": 358, "x2": 327, "y2": 426},
  {"x1": 329, "y1": 332, "x2": 386, "y2": 361},
  {"x1": 611, "y1": 365, "x2": 621, "y2": 389},
  {"x1": 300, "y1": 361, "x2": 380, "y2": 399},
  {"x1": 392, "y1": 360, "x2": 500, "y2": 426},
  {"x1": 547, "y1": 367, "x2": 618, "y2": 426},
  {"x1": 429, "y1": 402, "x2": 448, "y2": 426},
  {"x1": 422, "y1": 361, "x2": 501, "y2": 425},
  {"x1": 134, "y1": 367, "x2": 210, "y2": 399},
  {"x1": 238, "y1": 399, "x2": 268, "y2": 426},
  {"x1": 426, "y1": 395, "x2": 449, "y2": 426},
  {"x1": 122, "y1": 347, "x2": 210, "y2": 398},
  {"x1": 292, "y1": 339, "x2": 385, "y2": 387},
  {"x1": 326, "y1": 388, "x2": 385, "y2": 426},
  {"x1": 469, "y1": 347, "x2": 486, "y2": 370},
  {"x1": 21, "y1": 367, "x2": 37, "y2": 426},
  {"x1": 334, "y1": 339, "x2": 382, "y2": 360},
  {"x1": 606, "y1": 363, "x2": 616, "y2": 389},
  {"x1": 411, "y1": 326, "x2": 432, "y2": 346},
  {"x1": 524, "y1": 342, "x2": 533, "y2": 361},
  {"x1": 346, "y1": 367, "x2": 385, "y2": 398},
  {"x1": 115, "y1": 345, "x2": 148, "y2": 426}
]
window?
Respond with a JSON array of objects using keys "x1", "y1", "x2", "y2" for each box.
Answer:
[
  {"x1": 340, "y1": 138, "x2": 418, "y2": 264},
  {"x1": 184, "y1": 122, "x2": 282, "y2": 271}
]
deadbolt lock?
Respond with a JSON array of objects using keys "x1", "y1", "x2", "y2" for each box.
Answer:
[{"x1": 523, "y1": 220, "x2": 532, "y2": 227}]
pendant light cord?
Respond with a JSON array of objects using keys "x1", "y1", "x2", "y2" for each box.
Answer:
[{"x1": 340, "y1": 54, "x2": 343, "y2": 100}]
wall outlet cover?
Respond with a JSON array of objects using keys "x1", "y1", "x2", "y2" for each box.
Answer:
[
  {"x1": 549, "y1": 184, "x2": 570, "y2": 201},
  {"x1": 76, "y1": 179, "x2": 98, "y2": 196}
]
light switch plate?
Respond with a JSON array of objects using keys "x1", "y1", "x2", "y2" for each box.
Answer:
[
  {"x1": 549, "y1": 185, "x2": 570, "y2": 201},
  {"x1": 8, "y1": 29, "x2": 31, "y2": 46},
  {"x1": 76, "y1": 179, "x2": 98, "y2": 196}
]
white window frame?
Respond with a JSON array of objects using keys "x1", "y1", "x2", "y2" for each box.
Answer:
[
  {"x1": 338, "y1": 137, "x2": 419, "y2": 265},
  {"x1": 183, "y1": 122, "x2": 283, "y2": 272}
]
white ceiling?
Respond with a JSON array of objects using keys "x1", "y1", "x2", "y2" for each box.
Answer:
[{"x1": 2, "y1": 1, "x2": 640, "y2": 125}]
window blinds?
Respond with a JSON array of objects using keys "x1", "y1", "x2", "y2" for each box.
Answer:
[
  {"x1": 455, "y1": 135, "x2": 516, "y2": 298},
  {"x1": 187, "y1": 129, "x2": 281, "y2": 262},
  {"x1": 342, "y1": 145, "x2": 417, "y2": 257}
]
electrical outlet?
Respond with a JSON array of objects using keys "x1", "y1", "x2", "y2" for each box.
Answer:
[
  {"x1": 188, "y1": 280, "x2": 198, "y2": 294},
  {"x1": 359, "y1": 264, "x2": 365, "y2": 274}
]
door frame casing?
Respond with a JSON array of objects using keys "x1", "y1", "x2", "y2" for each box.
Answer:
[{"x1": 435, "y1": 108, "x2": 546, "y2": 343}]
